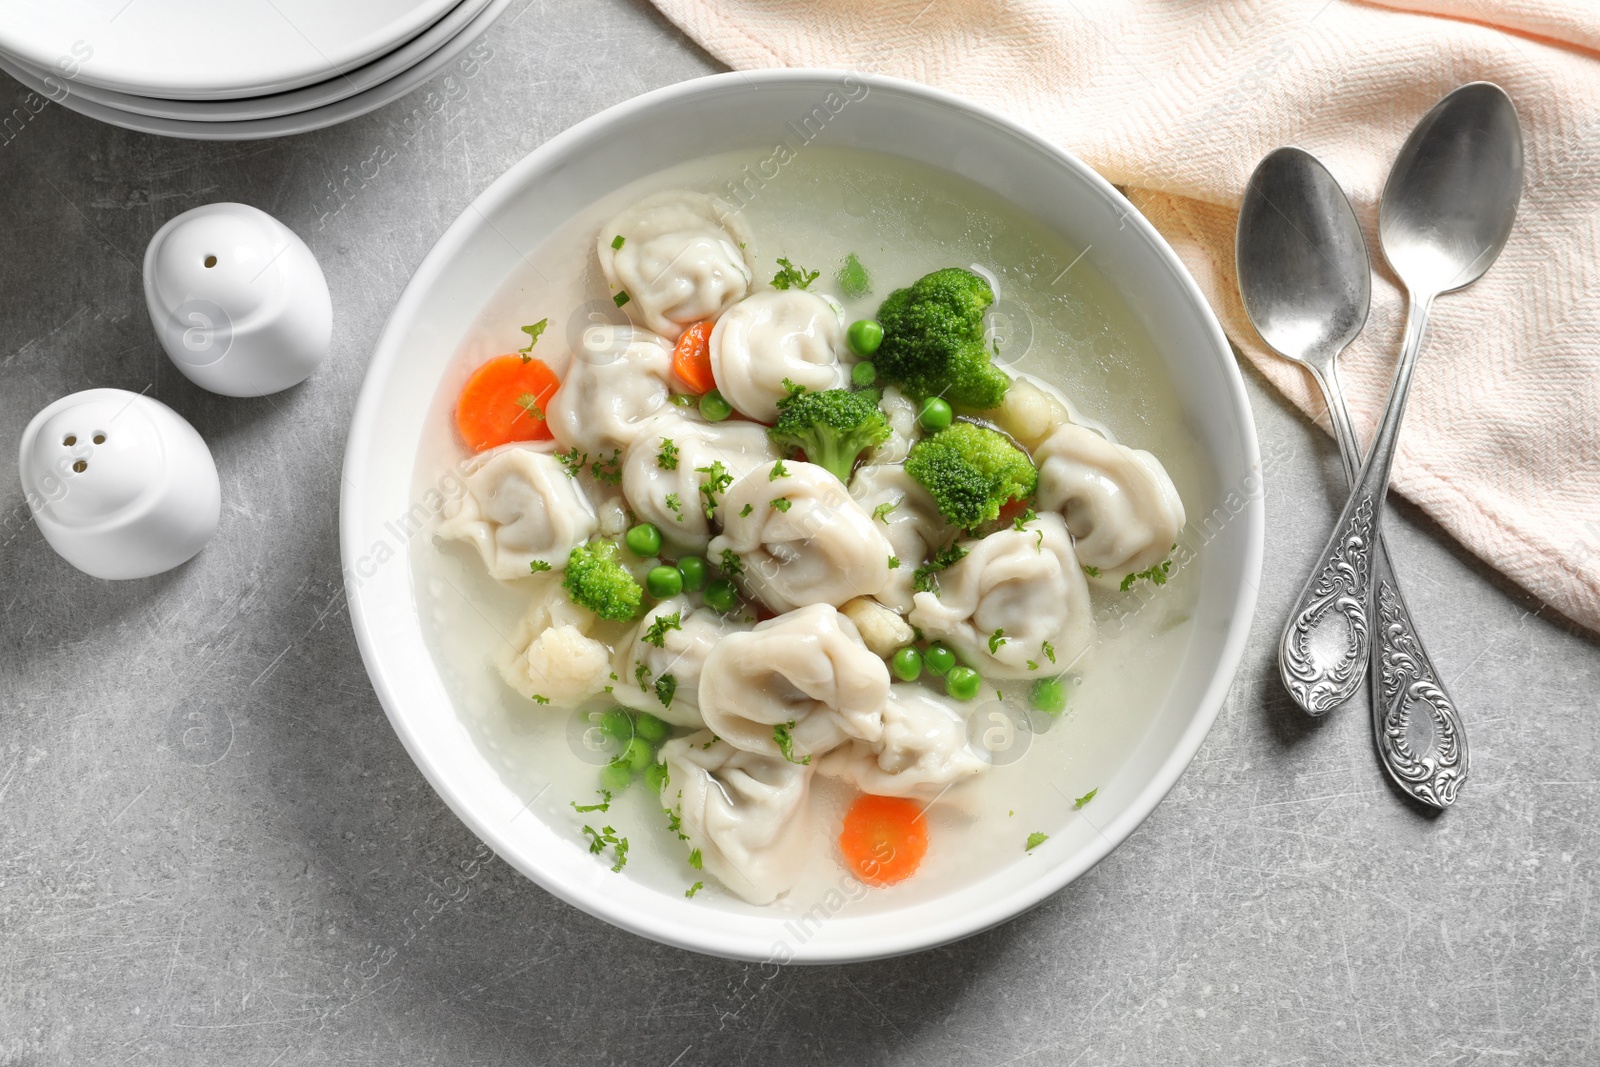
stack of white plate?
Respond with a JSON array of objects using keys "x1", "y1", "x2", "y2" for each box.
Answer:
[{"x1": 0, "y1": 0, "x2": 510, "y2": 140}]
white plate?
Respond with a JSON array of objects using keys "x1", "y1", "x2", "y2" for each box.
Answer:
[
  {"x1": 1, "y1": 0, "x2": 488, "y2": 122},
  {"x1": 0, "y1": 0, "x2": 460, "y2": 100},
  {"x1": 0, "y1": 0, "x2": 508, "y2": 141},
  {"x1": 340, "y1": 71, "x2": 1264, "y2": 963}
]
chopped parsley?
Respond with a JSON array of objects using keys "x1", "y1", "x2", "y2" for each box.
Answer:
[
  {"x1": 528, "y1": 560, "x2": 553, "y2": 573},
  {"x1": 657, "y1": 438, "x2": 680, "y2": 470},
  {"x1": 643, "y1": 612, "x2": 683, "y2": 648},
  {"x1": 654, "y1": 673, "x2": 677, "y2": 709},
  {"x1": 1074, "y1": 788, "x2": 1098, "y2": 809},
  {"x1": 1083, "y1": 564, "x2": 1102, "y2": 578},
  {"x1": 769, "y1": 458, "x2": 789, "y2": 481},
  {"x1": 613, "y1": 290, "x2": 631, "y2": 307},
  {"x1": 740, "y1": 503, "x2": 753, "y2": 517},
  {"x1": 773, "y1": 720, "x2": 810, "y2": 765},
  {"x1": 688, "y1": 848, "x2": 703, "y2": 870},
  {"x1": 664, "y1": 492, "x2": 684, "y2": 520},
  {"x1": 695, "y1": 460, "x2": 733, "y2": 518},
  {"x1": 887, "y1": 556, "x2": 900, "y2": 570},
  {"x1": 582, "y1": 824, "x2": 629, "y2": 871},
  {"x1": 719, "y1": 548, "x2": 744, "y2": 578},
  {"x1": 685, "y1": 881, "x2": 704, "y2": 898},
  {"x1": 771, "y1": 257, "x2": 820, "y2": 291},
  {"x1": 610, "y1": 234, "x2": 625, "y2": 250},
  {"x1": 912, "y1": 543, "x2": 969, "y2": 594},
  {"x1": 1042, "y1": 640, "x2": 1056, "y2": 665},
  {"x1": 590, "y1": 449, "x2": 623, "y2": 485},
  {"x1": 769, "y1": 497, "x2": 792, "y2": 513},
  {"x1": 1026, "y1": 660, "x2": 1039, "y2": 671},
  {"x1": 571, "y1": 789, "x2": 612, "y2": 814},
  {"x1": 871, "y1": 500, "x2": 898, "y2": 523},
  {"x1": 514, "y1": 393, "x2": 546, "y2": 421},
  {"x1": 837, "y1": 251, "x2": 871, "y2": 299},
  {"x1": 556, "y1": 447, "x2": 588, "y2": 478},
  {"x1": 1025, "y1": 832, "x2": 1049, "y2": 852},
  {"x1": 989, "y1": 628, "x2": 1007, "y2": 653},
  {"x1": 1011, "y1": 507, "x2": 1037, "y2": 531},
  {"x1": 634, "y1": 661, "x2": 652, "y2": 692},
  {"x1": 516, "y1": 318, "x2": 548, "y2": 357},
  {"x1": 1120, "y1": 558, "x2": 1173, "y2": 592},
  {"x1": 530, "y1": 694, "x2": 550, "y2": 705}
]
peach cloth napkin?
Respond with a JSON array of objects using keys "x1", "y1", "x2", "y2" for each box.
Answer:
[{"x1": 648, "y1": 0, "x2": 1600, "y2": 634}]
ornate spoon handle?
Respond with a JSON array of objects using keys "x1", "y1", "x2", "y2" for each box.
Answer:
[
  {"x1": 1279, "y1": 295, "x2": 1434, "y2": 716},
  {"x1": 1369, "y1": 547, "x2": 1469, "y2": 805},
  {"x1": 1317, "y1": 366, "x2": 1469, "y2": 806}
]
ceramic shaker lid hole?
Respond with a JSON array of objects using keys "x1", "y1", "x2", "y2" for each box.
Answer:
[{"x1": 143, "y1": 202, "x2": 333, "y2": 398}]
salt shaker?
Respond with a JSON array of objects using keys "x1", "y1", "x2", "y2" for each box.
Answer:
[
  {"x1": 143, "y1": 202, "x2": 332, "y2": 397},
  {"x1": 17, "y1": 388, "x2": 221, "y2": 579}
]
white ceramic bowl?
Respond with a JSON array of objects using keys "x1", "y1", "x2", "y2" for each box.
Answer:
[{"x1": 341, "y1": 71, "x2": 1263, "y2": 963}]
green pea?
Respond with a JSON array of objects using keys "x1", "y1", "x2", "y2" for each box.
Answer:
[
  {"x1": 635, "y1": 711, "x2": 669, "y2": 743},
  {"x1": 643, "y1": 761, "x2": 670, "y2": 794},
  {"x1": 847, "y1": 319, "x2": 883, "y2": 356},
  {"x1": 945, "y1": 666, "x2": 981, "y2": 701},
  {"x1": 699, "y1": 389, "x2": 733, "y2": 422},
  {"x1": 625, "y1": 522, "x2": 662, "y2": 557},
  {"x1": 1031, "y1": 677, "x2": 1068, "y2": 715},
  {"x1": 704, "y1": 578, "x2": 738, "y2": 614},
  {"x1": 890, "y1": 646, "x2": 923, "y2": 682},
  {"x1": 623, "y1": 736, "x2": 653, "y2": 773},
  {"x1": 677, "y1": 555, "x2": 708, "y2": 592},
  {"x1": 646, "y1": 565, "x2": 684, "y2": 599},
  {"x1": 599, "y1": 761, "x2": 632, "y2": 792},
  {"x1": 598, "y1": 707, "x2": 634, "y2": 744},
  {"x1": 851, "y1": 360, "x2": 877, "y2": 388},
  {"x1": 918, "y1": 397, "x2": 953, "y2": 432},
  {"x1": 924, "y1": 642, "x2": 956, "y2": 676}
]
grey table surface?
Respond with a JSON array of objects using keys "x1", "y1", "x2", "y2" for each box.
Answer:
[{"x1": 2, "y1": 3, "x2": 1597, "y2": 1065}]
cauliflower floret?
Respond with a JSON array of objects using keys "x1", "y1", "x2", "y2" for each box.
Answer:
[
  {"x1": 495, "y1": 573, "x2": 614, "y2": 706},
  {"x1": 840, "y1": 596, "x2": 915, "y2": 658}
]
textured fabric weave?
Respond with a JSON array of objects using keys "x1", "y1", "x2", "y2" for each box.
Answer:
[{"x1": 646, "y1": 0, "x2": 1600, "y2": 633}]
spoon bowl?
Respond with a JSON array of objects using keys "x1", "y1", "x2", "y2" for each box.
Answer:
[
  {"x1": 1237, "y1": 145, "x2": 1371, "y2": 372},
  {"x1": 1380, "y1": 82, "x2": 1523, "y2": 295}
]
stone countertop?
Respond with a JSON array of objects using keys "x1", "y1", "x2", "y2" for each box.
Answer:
[{"x1": 2, "y1": 3, "x2": 1596, "y2": 1064}]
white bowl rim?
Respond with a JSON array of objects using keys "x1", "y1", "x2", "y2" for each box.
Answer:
[{"x1": 341, "y1": 68, "x2": 1264, "y2": 963}]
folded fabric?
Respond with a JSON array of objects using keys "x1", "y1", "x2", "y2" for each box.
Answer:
[{"x1": 647, "y1": 0, "x2": 1600, "y2": 634}]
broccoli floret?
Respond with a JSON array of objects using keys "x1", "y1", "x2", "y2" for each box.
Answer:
[
  {"x1": 767, "y1": 387, "x2": 891, "y2": 484},
  {"x1": 874, "y1": 267, "x2": 1010, "y2": 409},
  {"x1": 563, "y1": 540, "x2": 643, "y2": 622},
  {"x1": 904, "y1": 422, "x2": 1037, "y2": 530}
]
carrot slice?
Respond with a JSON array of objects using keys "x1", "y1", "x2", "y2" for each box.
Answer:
[
  {"x1": 454, "y1": 355, "x2": 560, "y2": 452},
  {"x1": 839, "y1": 794, "x2": 928, "y2": 885},
  {"x1": 671, "y1": 321, "x2": 716, "y2": 394}
]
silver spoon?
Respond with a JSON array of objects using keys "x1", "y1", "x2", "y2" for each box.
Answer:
[
  {"x1": 1237, "y1": 146, "x2": 1468, "y2": 807},
  {"x1": 1278, "y1": 83, "x2": 1522, "y2": 734}
]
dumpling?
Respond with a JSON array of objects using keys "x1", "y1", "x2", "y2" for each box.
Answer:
[
  {"x1": 1033, "y1": 422, "x2": 1185, "y2": 588},
  {"x1": 866, "y1": 385, "x2": 920, "y2": 464},
  {"x1": 620, "y1": 414, "x2": 781, "y2": 553},
  {"x1": 698, "y1": 603, "x2": 890, "y2": 762},
  {"x1": 848, "y1": 463, "x2": 951, "y2": 613},
  {"x1": 612, "y1": 597, "x2": 751, "y2": 728},
  {"x1": 436, "y1": 443, "x2": 598, "y2": 581},
  {"x1": 496, "y1": 573, "x2": 613, "y2": 707},
  {"x1": 908, "y1": 513, "x2": 1095, "y2": 679},
  {"x1": 596, "y1": 190, "x2": 755, "y2": 338},
  {"x1": 660, "y1": 734, "x2": 811, "y2": 905},
  {"x1": 817, "y1": 685, "x2": 987, "y2": 801},
  {"x1": 546, "y1": 326, "x2": 674, "y2": 456},
  {"x1": 709, "y1": 461, "x2": 892, "y2": 613},
  {"x1": 708, "y1": 290, "x2": 848, "y2": 421}
]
